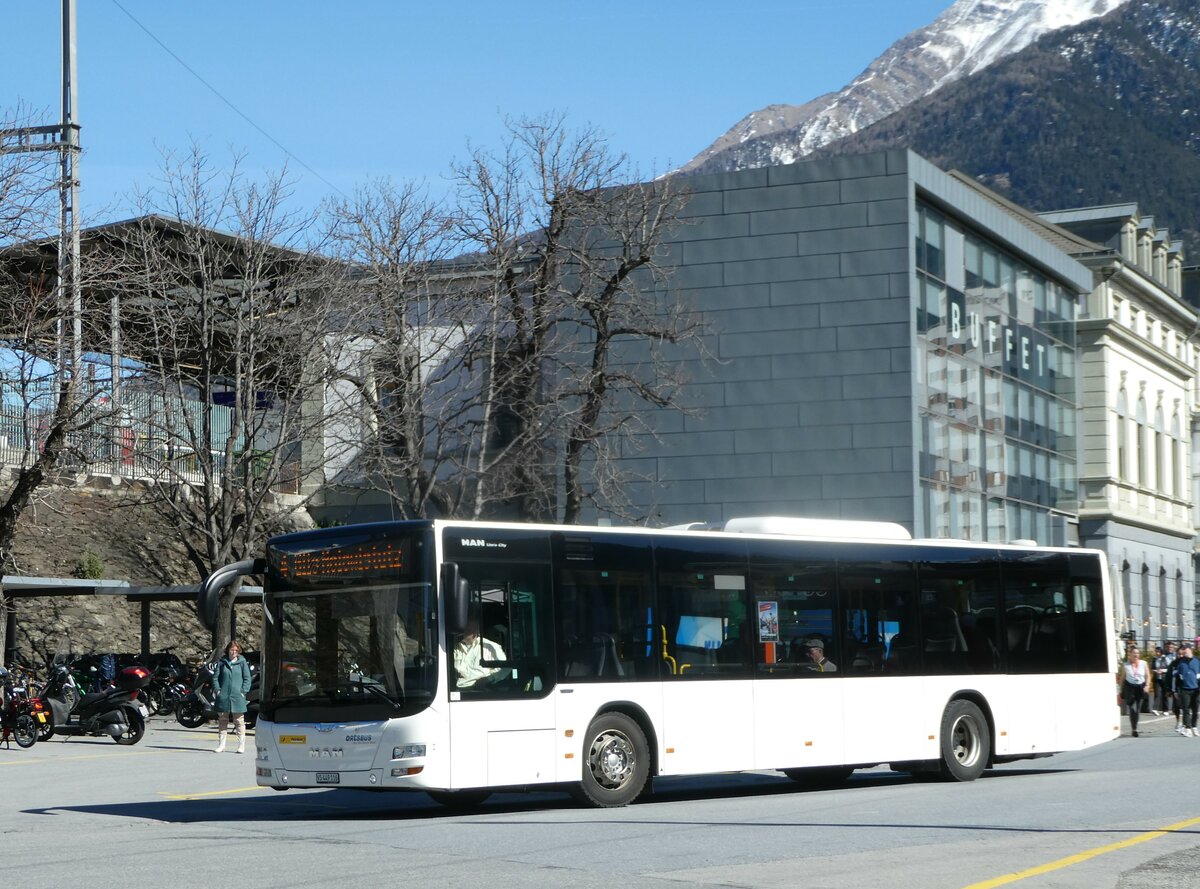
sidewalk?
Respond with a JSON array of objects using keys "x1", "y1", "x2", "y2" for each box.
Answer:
[{"x1": 1122, "y1": 710, "x2": 1197, "y2": 737}]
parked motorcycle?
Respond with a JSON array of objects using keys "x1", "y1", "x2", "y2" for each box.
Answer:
[
  {"x1": 0, "y1": 666, "x2": 38, "y2": 748},
  {"x1": 143, "y1": 662, "x2": 190, "y2": 717},
  {"x1": 36, "y1": 661, "x2": 149, "y2": 744}
]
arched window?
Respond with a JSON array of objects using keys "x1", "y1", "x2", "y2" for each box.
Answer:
[
  {"x1": 1155, "y1": 405, "x2": 1167, "y2": 495},
  {"x1": 1159, "y1": 567, "x2": 1168, "y2": 641},
  {"x1": 1116, "y1": 387, "x2": 1128, "y2": 481},
  {"x1": 1121, "y1": 561, "x2": 1132, "y2": 637},
  {"x1": 1176, "y1": 571, "x2": 1186, "y2": 638},
  {"x1": 1136, "y1": 396, "x2": 1147, "y2": 487},
  {"x1": 1141, "y1": 564, "x2": 1151, "y2": 640},
  {"x1": 1172, "y1": 410, "x2": 1185, "y2": 498}
]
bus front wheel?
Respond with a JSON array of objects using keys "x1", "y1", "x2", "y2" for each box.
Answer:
[
  {"x1": 938, "y1": 699, "x2": 990, "y2": 782},
  {"x1": 574, "y1": 712, "x2": 650, "y2": 807}
]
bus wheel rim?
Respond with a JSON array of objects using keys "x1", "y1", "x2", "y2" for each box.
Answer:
[
  {"x1": 590, "y1": 730, "x2": 634, "y2": 788},
  {"x1": 951, "y1": 715, "x2": 980, "y2": 767}
]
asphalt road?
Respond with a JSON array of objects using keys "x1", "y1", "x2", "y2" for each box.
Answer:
[{"x1": 1, "y1": 713, "x2": 1197, "y2": 889}]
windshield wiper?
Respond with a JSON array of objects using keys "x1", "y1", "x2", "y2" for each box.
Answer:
[{"x1": 331, "y1": 679, "x2": 404, "y2": 711}]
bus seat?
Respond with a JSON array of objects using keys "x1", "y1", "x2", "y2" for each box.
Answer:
[
  {"x1": 852, "y1": 643, "x2": 884, "y2": 673},
  {"x1": 594, "y1": 633, "x2": 626, "y2": 677},
  {"x1": 924, "y1": 607, "x2": 968, "y2": 652},
  {"x1": 1031, "y1": 613, "x2": 1069, "y2": 654},
  {"x1": 562, "y1": 637, "x2": 595, "y2": 678},
  {"x1": 1006, "y1": 614, "x2": 1034, "y2": 652},
  {"x1": 676, "y1": 645, "x2": 717, "y2": 675}
]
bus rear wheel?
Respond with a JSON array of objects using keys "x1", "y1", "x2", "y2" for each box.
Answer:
[
  {"x1": 574, "y1": 712, "x2": 649, "y2": 808},
  {"x1": 939, "y1": 699, "x2": 990, "y2": 782}
]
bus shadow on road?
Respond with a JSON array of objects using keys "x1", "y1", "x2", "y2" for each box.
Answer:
[
  {"x1": 20, "y1": 790, "x2": 568, "y2": 823},
  {"x1": 18, "y1": 765, "x2": 1078, "y2": 824}
]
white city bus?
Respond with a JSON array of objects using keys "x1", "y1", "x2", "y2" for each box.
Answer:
[{"x1": 202, "y1": 517, "x2": 1118, "y2": 808}]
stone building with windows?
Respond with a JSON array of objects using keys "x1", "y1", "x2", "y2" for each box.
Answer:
[
  {"x1": 606, "y1": 149, "x2": 1093, "y2": 543},
  {"x1": 589, "y1": 148, "x2": 1197, "y2": 641},
  {"x1": 1031, "y1": 204, "x2": 1196, "y2": 646}
]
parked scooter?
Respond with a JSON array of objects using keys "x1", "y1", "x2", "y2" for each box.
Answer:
[{"x1": 36, "y1": 661, "x2": 149, "y2": 744}]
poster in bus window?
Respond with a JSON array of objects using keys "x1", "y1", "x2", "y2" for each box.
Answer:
[{"x1": 758, "y1": 601, "x2": 779, "y2": 642}]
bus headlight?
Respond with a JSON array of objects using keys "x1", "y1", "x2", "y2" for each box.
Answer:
[
  {"x1": 256, "y1": 767, "x2": 273, "y2": 778},
  {"x1": 393, "y1": 744, "x2": 426, "y2": 759}
]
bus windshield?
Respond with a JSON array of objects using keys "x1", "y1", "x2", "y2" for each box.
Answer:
[{"x1": 261, "y1": 525, "x2": 437, "y2": 721}]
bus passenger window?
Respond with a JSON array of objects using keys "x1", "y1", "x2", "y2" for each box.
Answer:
[
  {"x1": 748, "y1": 546, "x2": 837, "y2": 675},
  {"x1": 655, "y1": 540, "x2": 751, "y2": 679},
  {"x1": 554, "y1": 534, "x2": 656, "y2": 682},
  {"x1": 840, "y1": 560, "x2": 919, "y2": 675},
  {"x1": 917, "y1": 557, "x2": 1002, "y2": 675}
]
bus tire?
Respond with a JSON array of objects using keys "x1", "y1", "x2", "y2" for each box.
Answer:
[
  {"x1": 783, "y1": 766, "x2": 854, "y2": 787},
  {"x1": 427, "y1": 790, "x2": 491, "y2": 810},
  {"x1": 938, "y1": 699, "x2": 989, "y2": 782},
  {"x1": 574, "y1": 712, "x2": 650, "y2": 808}
]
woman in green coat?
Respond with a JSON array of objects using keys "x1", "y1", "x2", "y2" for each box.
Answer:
[{"x1": 211, "y1": 639, "x2": 253, "y2": 754}]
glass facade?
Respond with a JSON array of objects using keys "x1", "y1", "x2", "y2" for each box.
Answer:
[{"x1": 916, "y1": 203, "x2": 1078, "y2": 544}]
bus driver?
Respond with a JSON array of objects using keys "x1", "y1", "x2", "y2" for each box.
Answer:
[{"x1": 454, "y1": 616, "x2": 507, "y2": 688}]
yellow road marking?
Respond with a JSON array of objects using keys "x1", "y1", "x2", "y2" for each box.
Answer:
[
  {"x1": 0, "y1": 749, "x2": 165, "y2": 766},
  {"x1": 158, "y1": 786, "x2": 265, "y2": 800},
  {"x1": 962, "y1": 815, "x2": 1200, "y2": 889}
]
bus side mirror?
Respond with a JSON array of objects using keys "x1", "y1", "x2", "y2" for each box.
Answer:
[{"x1": 443, "y1": 562, "x2": 470, "y2": 633}]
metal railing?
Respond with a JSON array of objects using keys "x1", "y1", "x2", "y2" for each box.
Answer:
[{"x1": 0, "y1": 385, "x2": 238, "y2": 486}]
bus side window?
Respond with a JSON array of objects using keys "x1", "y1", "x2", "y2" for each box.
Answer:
[
  {"x1": 917, "y1": 556, "x2": 1002, "y2": 675},
  {"x1": 655, "y1": 539, "x2": 751, "y2": 679},
  {"x1": 747, "y1": 548, "x2": 836, "y2": 676},
  {"x1": 1002, "y1": 552, "x2": 1074, "y2": 674},
  {"x1": 553, "y1": 534, "x2": 656, "y2": 682},
  {"x1": 840, "y1": 560, "x2": 919, "y2": 675}
]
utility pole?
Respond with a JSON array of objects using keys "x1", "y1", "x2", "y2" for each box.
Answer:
[
  {"x1": 0, "y1": 0, "x2": 82, "y2": 381},
  {"x1": 60, "y1": 0, "x2": 82, "y2": 381}
]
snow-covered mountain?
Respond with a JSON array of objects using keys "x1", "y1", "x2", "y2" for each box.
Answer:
[{"x1": 680, "y1": 0, "x2": 1130, "y2": 175}]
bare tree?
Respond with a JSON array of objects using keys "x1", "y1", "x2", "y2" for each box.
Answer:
[
  {"x1": 321, "y1": 179, "x2": 470, "y2": 519},
  {"x1": 108, "y1": 146, "x2": 338, "y2": 647},
  {"x1": 0, "y1": 106, "x2": 123, "y2": 663},
  {"x1": 450, "y1": 114, "x2": 698, "y2": 524}
]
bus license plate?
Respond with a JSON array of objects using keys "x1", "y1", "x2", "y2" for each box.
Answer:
[{"x1": 315, "y1": 772, "x2": 340, "y2": 784}]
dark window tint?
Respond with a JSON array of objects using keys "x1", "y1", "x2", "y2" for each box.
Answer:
[
  {"x1": 656, "y1": 539, "x2": 751, "y2": 679},
  {"x1": 1069, "y1": 552, "x2": 1108, "y2": 673},
  {"x1": 553, "y1": 534, "x2": 656, "y2": 681},
  {"x1": 840, "y1": 560, "x2": 919, "y2": 675},
  {"x1": 918, "y1": 554, "x2": 1002, "y2": 675},
  {"x1": 748, "y1": 542, "x2": 837, "y2": 676},
  {"x1": 1001, "y1": 551, "x2": 1074, "y2": 673}
]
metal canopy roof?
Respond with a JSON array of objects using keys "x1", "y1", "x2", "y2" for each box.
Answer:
[{"x1": 1, "y1": 576, "x2": 261, "y2": 601}]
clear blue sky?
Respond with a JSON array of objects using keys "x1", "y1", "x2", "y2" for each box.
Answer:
[{"x1": 5, "y1": 0, "x2": 952, "y2": 222}]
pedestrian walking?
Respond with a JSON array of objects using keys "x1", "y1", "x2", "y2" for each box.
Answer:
[
  {"x1": 1171, "y1": 643, "x2": 1200, "y2": 737},
  {"x1": 1121, "y1": 646, "x2": 1149, "y2": 736},
  {"x1": 211, "y1": 639, "x2": 253, "y2": 754},
  {"x1": 1154, "y1": 642, "x2": 1177, "y2": 714}
]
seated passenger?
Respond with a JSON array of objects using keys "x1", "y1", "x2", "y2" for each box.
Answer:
[
  {"x1": 453, "y1": 616, "x2": 507, "y2": 689},
  {"x1": 802, "y1": 638, "x2": 837, "y2": 673}
]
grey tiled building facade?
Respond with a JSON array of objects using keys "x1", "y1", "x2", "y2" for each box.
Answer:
[{"x1": 606, "y1": 149, "x2": 1095, "y2": 541}]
